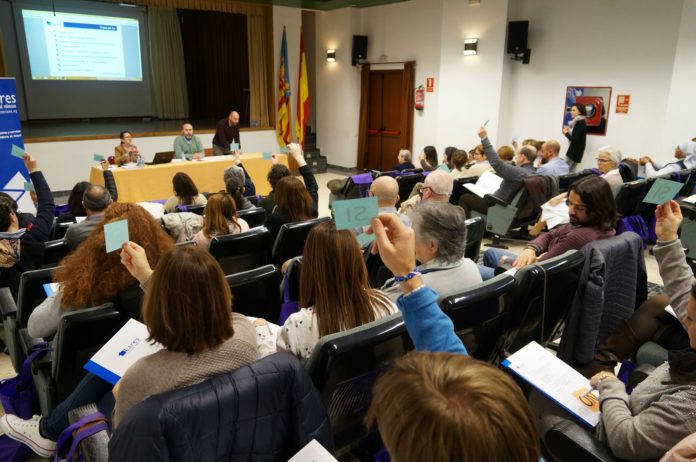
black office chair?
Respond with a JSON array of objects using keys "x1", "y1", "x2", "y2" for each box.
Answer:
[
  {"x1": 225, "y1": 264, "x2": 282, "y2": 321},
  {"x1": 545, "y1": 420, "x2": 626, "y2": 462},
  {"x1": 440, "y1": 273, "x2": 516, "y2": 363},
  {"x1": 395, "y1": 173, "x2": 423, "y2": 208},
  {"x1": 618, "y1": 161, "x2": 638, "y2": 183},
  {"x1": 237, "y1": 206, "x2": 267, "y2": 228},
  {"x1": 614, "y1": 180, "x2": 651, "y2": 218},
  {"x1": 209, "y1": 227, "x2": 273, "y2": 275},
  {"x1": 558, "y1": 171, "x2": 593, "y2": 193},
  {"x1": 450, "y1": 176, "x2": 478, "y2": 206},
  {"x1": 271, "y1": 217, "x2": 331, "y2": 268},
  {"x1": 50, "y1": 222, "x2": 72, "y2": 241},
  {"x1": 464, "y1": 216, "x2": 486, "y2": 261},
  {"x1": 42, "y1": 239, "x2": 69, "y2": 268},
  {"x1": 31, "y1": 303, "x2": 124, "y2": 414},
  {"x1": 501, "y1": 250, "x2": 585, "y2": 356},
  {"x1": 4, "y1": 267, "x2": 56, "y2": 371},
  {"x1": 305, "y1": 313, "x2": 412, "y2": 454},
  {"x1": 680, "y1": 168, "x2": 696, "y2": 197}
]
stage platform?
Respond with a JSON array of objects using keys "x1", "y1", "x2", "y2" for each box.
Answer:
[{"x1": 21, "y1": 117, "x2": 271, "y2": 143}]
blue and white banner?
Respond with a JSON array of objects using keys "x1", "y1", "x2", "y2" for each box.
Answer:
[{"x1": 0, "y1": 78, "x2": 32, "y2": 214}]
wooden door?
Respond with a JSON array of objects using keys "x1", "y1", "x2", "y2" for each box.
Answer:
[{"x1": 365, "y1": 70, "x2": 406, "y2": 171}]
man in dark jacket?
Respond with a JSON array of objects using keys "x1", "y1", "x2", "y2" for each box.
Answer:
[
  {"x1": 0, "y1": 154, "x2": 55, "y2": 297},
  {"x1": 459, "y1": 126, "x2": 537, "y2": 217}
]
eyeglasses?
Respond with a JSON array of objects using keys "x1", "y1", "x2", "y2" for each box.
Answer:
[
  {"x1": 565, "y1": 199, "x2": 587, "y2": 212},
  {"x1": 595, "y1": 157, "x2": 613, "y2": 163}
]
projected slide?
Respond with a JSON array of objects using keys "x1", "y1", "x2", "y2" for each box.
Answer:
[{"x1": 21, "y1": 9, "x2": 142, "y2": 81}]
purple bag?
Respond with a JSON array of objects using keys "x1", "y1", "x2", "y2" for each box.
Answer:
[
  {"x1": 278, "y1": 265, "x2": 299, "y2": 325},
  {"x1": 0, "y1": 342, "x2": 51, "y2": 419},
  {"x1": 350, "y1": 173, "x2": 374, "y2": 198},
  {"x1": 54, "y1": 412, "x2": 108, "y2": 462},
  {"x1": 0, "y1": 342, "x2": 52, "y2": 462}
]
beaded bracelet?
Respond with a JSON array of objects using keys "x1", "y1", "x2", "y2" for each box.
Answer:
[{"x1": 393, "y1": 270, "x2": 421, "y2": 283}]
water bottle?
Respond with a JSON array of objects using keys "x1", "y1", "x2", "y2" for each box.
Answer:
[{"x1": 137, "y1": 153, "x2": 144, "y2": 167}]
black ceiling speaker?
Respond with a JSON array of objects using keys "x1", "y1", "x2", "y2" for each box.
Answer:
[
  {"x1": 352, "y1": 35, "x2": 368, "y2": 66},
  {"x1": 507, "y1": 21, "x2": 531, "y2": 64}
]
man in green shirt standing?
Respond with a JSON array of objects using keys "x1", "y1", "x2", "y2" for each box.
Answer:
[{"x1": 173, "y1": 123, "x2": 205, "y2": 160}]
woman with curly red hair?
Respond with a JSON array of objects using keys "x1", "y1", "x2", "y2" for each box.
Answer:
[{"x1": 28, "y1": 202, "x2": 174, "y2": 339}]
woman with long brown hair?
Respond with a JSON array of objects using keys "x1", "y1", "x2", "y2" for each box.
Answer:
[
  {"x1": 257, "y1": 221, "x2": 396, "y2": 362},
  {"x1": 27, "y1": 203, "x2": 175, "y2": 339},
  {"x1": 163, "y1": 172, "x2": 207, "y2": 213},
  {"x1": 265, "y1": 175, "x2": 316, "y2": 241},
  {"x1": 193, "y1": 192, "x2": 249, "y2": 248}
]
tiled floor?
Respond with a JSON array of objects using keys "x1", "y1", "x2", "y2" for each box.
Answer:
[{"x1": 0, "y1": 170, "x2": 664, "y2": 461}]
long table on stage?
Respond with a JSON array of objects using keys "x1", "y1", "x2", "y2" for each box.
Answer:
[{"x1": 89, "y1": 153, "x2": 288, "y2": 203}]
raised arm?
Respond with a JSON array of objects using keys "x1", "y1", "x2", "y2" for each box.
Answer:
[{"x1": 24, "y1": 155, "x2": 54, "y2": 242}]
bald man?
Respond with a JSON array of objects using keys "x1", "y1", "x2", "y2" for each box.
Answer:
[
  {"x1": 370, "y1": 176, "x2": 411, "y2": 227},
  {"x1": 399, "y1": 169, "x2": 453, "y2": 216},
  {"x1": 212, "y1": 111, "x2": 241, "y2": 156}
]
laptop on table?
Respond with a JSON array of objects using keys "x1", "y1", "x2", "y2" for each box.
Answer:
[{"x1": 145, "y1": 151, "x2": 175, "y2": 165}]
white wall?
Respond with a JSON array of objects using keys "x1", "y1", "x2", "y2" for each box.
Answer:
[
  {"x1": 436, "y1": 0, "x2": 508, "y2": 151},
  {"x1": 315, "y1": 7, "x2": 362, "y2": 167},
  {"x1": 501, "y1": 0, "x2": 683, "y2": 169},
  {"x1": 25, "y1": 130, "x2": 277, "y2": 191},
  {"x1": 661, "y1": 0, "x2": 696, "y2": 154}
]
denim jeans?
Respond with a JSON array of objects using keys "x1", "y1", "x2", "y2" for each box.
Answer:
[
  {"x1": 39, "y1": 373, "x2": 114, "y2": 441},
  {"x1": 478, "y1": 248, "x2": 519, "y2": 280}
]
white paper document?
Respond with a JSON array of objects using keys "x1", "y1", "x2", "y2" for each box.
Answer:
[
  {"x1": 84, "y1": 318, "x2": 163, "y2": 385},
  {"x1": 502, "y1": 341, "x2": 600, "y2": 427},
  {"x1": 463, "y1": 171, "x2": 504, "y2": 198},
  {"x1": 665, "y1": 305, "x2": 678, "y2": 319},
  {"x1": 288, "y1": 439, "x2": 337, "y2": 462},
  {"x1": 682, "y1": 195, "x2": 696, "y2": 204}
]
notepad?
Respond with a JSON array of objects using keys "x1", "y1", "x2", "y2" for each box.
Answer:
[
  {"x1": 502, "y1": 341, "x2": 600, "y2": 427},
  {"x1": 84, "y1": 319, "x2": 163, "y2": 385},
  {"x1": 463, "y1": 171, "x2": 503, "y2": 198}
]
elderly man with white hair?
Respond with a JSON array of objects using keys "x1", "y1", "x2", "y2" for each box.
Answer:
[
  {"x1": 391, "y1": 149, "x2": 416, "y2": 172},
  {"x1": 381, "y1": 202, "x2": 482, "y2": 302},
  {"x1": 398, "y1": 169, "x2": 453, "y2": 216}
]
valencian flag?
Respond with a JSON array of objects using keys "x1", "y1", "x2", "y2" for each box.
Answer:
[
  {"x1": 295, "y1": 29, "x2": 310, "y2": 147},
  {"x1": 277, "y1": 27, "x2": 292, "y2": 147}
]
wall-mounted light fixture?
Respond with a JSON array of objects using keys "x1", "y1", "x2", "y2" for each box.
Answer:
[
  {"x1": 463, "y1": 38, "x2": 478, "y2": 56},
  {"x1": 326, "y1": 49, "x2": 336, "y2": 63}
]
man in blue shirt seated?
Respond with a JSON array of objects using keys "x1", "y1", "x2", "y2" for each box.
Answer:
[{"x1": 536, "y1": 140, "x2": 570, "y2": 177}]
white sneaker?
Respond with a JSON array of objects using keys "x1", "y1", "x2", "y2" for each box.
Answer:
[{"x1": 0, "y1": 414, "x2": 56, "y2": 457}]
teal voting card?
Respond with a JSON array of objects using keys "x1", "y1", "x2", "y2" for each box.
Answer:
[
  {"x1": 437, "y1": 163, "x2": 451, "y2": 172},
  {"x1": 93, "y1": 154, "x2": 105, "y2": 162},
  {"x1": 23, "y1": 182, "x2": 34, "y2": 192},
  {"x1": 231, "y1": 143, "x2": 239, "y2": 150},
  {"x1": 262, "y1": 151, "x2": 273, "y2": 160},
  {"x1": 332, "y1": 197, "x2": 378, "y2": 230},
  {"x1": 10, "y1": 145, "x2": 24, "y2": 159},
  {"x1": 104, "y1": 219, "x2": 129, "y2": 253},
  {"x1": 642, "y1": 178, "x2": 683, "y2": 205},
  {"x1": 280, "y1": 147, "x2": 290, "y2": 154},
  {"x1": 356, "y1": 232, "x2": 376, "y2": 248}
]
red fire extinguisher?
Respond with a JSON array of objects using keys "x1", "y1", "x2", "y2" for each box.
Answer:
[{"x1": 415, "y1": 85, "x2": 425, "y2": 111}]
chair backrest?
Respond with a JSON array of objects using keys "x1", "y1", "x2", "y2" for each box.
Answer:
[
  {"x1": 52, "y1": 303, "x2": 124, "y2": 403},
  {"x1": 464, "y1": 216, "x2": 485, "y2": 261},
  {"x1": 558, "y1": 171, "x2": 593, "y2": 193},
  {"x1": 108, "y1": 352, "x2": 333, "y2": 461},
  {"x1": 614, "y1": 179, "x2": 650, "y2": 217},
  {"x1": 305, "y1": 313, "x2": 411, "y2": 451},
  {"x1": 42, "y1": 239, "x2": 69, "y2": 268},
  {"x1": 50, "y1": 222, "x2": 72, "y2": 240},
  {"x1": 225, "y1": 264, "x2": 282, "y2": 321},
  {"x1": 618, "y1": 161, "x2": 638, "y2": 183},
  {"x1": 237, "y1": 206, "x2": 267, "y2": 228},
  {"x1": 209, "y1": 227, "x2": 273, "y2": 275},
  {"x1": 395, "y1": 173, "x2": 423, "y2": 207},
  {"x1": 440, "y1": 273, "x2": 516, "y2": 363},
  {"x1": 502, "y1": 250, "x2": 585, "y2": 356},
  {"x1": 17, "y1": 267, "x2": 56, "y2": 327},
  {"x1": 680, "y1": 168, "x2": 696, "y2": 197},
  {"x1": 271, "y1": 217, "x2": 331, "y2": 268},
  {"x1": 175, "y1": 204, "x2": 205, "y2": 215},
  {"x1": 284, "y1": 256, "x2": 302, "y2": 303},
  {"x1": 449, "y1": 176, "x2": 479, "y2": 205}
]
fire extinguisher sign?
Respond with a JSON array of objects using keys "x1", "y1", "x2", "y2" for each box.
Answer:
[
  {"x1": 426, "y1": 77, "x2": 434, "y2": 92},
  {"x1": 415, "y1": 86, "x2": 425, "y2": 111}
]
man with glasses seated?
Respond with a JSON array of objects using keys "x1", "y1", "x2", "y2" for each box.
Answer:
[
  {"x1": 399, "y1": 169, "x2": 453, "y2": 216},
  {"x1": 478, "y1": 176, "x2": 617, "y2": 280}
]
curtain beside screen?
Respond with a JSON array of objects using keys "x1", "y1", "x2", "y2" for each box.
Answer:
[{"x1": 148, "y1": 8, "x2": 188, "y2": 119}]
